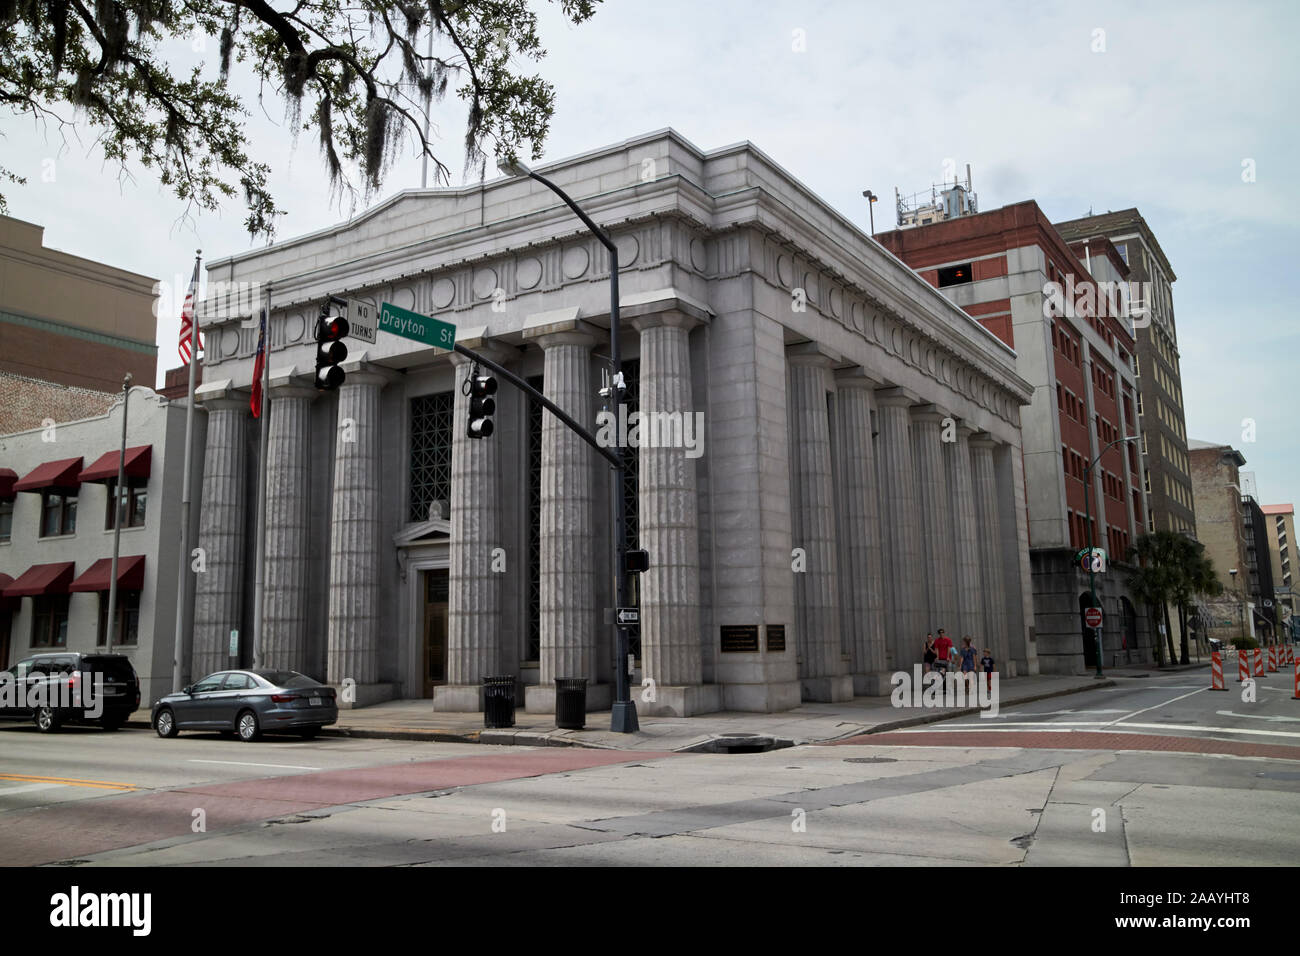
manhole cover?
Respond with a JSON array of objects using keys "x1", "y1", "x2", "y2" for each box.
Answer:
[{"x1": 844, "y1": 757, "x2": 897, "y2": 764}]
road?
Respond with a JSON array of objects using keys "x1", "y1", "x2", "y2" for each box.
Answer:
[{"x1": 3, "y1": 671, "x2": 1299, "y2": 866}]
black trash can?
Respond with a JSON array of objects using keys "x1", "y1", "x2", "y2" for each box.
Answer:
[
  {"x1": 483, "y1": 675, "x2": 516, "y2": 729},
  {"x1": 554, "y1": 678, "x2": 587, "y2": 730}
]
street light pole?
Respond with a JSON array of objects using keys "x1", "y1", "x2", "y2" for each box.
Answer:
[
  {"x1": 1084, "y1": 434, "x2": 1139, "y2": 678},
  {"x1": 862, "y1": 189, "x2": 878, "y2": 235},
  {"x1": 498, "y1": 157, "x2": 638, "y2": 733}
]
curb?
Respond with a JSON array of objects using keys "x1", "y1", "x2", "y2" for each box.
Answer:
[
  {"x1": 120, "y1": 677, "x2": 1129, "y2": 751},
  {"x1": 833, "y1": 678, "x2": 1119, "y2": 740}
]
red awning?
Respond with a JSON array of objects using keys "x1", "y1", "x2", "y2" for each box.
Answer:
[
  {"x1": 79, "y1": 446, "x2": 153, "y2": 484},
  {"x1": 69, "y1": 555, "x2": 146, "y2": 593},
  {"x1": 0, "y1": 468, "x2": 16, "y2": 501},
  {"x1": 12, "y1": 457, "x2": 83, "y2": 493},
  {"x1": 0, "y1": 573, "x2": 17, "y2": 611},
  {"x1": 2, "y1": 562, "x2": 76, "y2": 597}
]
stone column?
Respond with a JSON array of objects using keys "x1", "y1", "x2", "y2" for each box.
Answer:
[
  {"x1": 525, "y1": 324, "x2": 604, "y2": 712},
  {"x1": 632, "y1": 311, "x2": 708, "y2": 715},
  {"x1": 326, "y1": 367, "x2": 390, "y2": 705},
  {"x1": 835, "y1": 368, "x2": 889, "y2": 695},
  {"x1": 911, "y1": 405, "x2": 958, "y2": 645},
  {"x1": 434, "y1": 346, "x2": 508, "y2": 712},
  {"x1": 970, "y1": 433, "x2": 1009, "y2": 668},
  {"x1": 947, "y1": 425, "x2": 984, "y2": 653},
  {"x1": 193, "y1": 393, "x2": 247, "y2": 678},
  {"x1": 260, "y1": 375, "x2": 316, "y2": 673},
  {"x1": 874, "y1": 388, "x2": 923, "y2": 671},
  {"x1": 787, "y1": 346, "x2": 852, "y2": 702}
]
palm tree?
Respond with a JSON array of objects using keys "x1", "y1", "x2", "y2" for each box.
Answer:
[
  {"x1": 1128, "y1": 532, "x2": 1182, "y2": 665},
  {"x1": 1181, "y1": 547, "x2": 1223, "y2": 657}
]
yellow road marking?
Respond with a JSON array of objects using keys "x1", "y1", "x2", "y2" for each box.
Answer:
[{"x1": 0, "y1": 773, "x2": 136, "y2": 791}]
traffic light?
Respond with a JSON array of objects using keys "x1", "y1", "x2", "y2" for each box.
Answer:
[
  {"x1": 315, "y1": 305, "x2": 349, "y2": 390},
  {"x1": 465, "y1": 368, "x2": 498, "y2": 439},
  {"x1": 624, "y1": 549, "x2": 649, "y2": 574}
]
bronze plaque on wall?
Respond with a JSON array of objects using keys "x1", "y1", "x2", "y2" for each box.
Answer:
[
  {"x1": 766, "y1": 624, "x2": 786, "y2": 652},
  {"x1": 720, "y1": 624, "x2": 760, "y2": 653}
]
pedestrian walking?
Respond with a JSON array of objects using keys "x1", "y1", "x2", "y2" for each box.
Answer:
[
  {"x1": 959, "y1": 636, "x2": 977, "y2": 694},
  {"x1": 933, "y1": 629, "x2": 953, "y2": 678},
  {"x1": 923, "y1": 634, "x2": 937, "y2": 673},
  {"x1": 980, "y1": 647, "x2": 995, "y2": 692}
]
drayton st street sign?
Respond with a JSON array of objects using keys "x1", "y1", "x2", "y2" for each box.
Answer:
[{"x1": 379, "y1": 301, "x2": 456, "y2": 351}]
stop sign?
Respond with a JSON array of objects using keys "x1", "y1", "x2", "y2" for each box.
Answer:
[{"x1": 1085, "y1": 607, "x2": 1103, "y2": 629}]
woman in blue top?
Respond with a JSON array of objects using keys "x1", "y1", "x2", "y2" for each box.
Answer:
[{"x1": 959, "y1": 636, "x2": 977, "y2": 691}]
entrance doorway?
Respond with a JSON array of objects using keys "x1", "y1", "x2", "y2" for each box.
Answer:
[{"x1": 422, "y1": 569, "x2": 449, "y2": 697}]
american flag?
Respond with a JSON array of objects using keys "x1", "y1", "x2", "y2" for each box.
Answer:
[
  {"x1": 250, "y1": 308, "x2": 266, "y2": 418},
  {"x1": 177, "y1": 259, "x2": 202, "y2": 365}
]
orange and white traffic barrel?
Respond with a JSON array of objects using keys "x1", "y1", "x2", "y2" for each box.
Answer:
[
  {"x1": 1254, "y1": 648, "x2": 1265, "y2": 677},
  {"x1": 1211, "y1": 651, "x2": 1227, "y2": 690},
  {"x1": 1239, "y1": 650, "x2": 1250, "y2": 682},
  {"x1": 1293, "y1": 659, "x2": 1300, "y2": 700},
  {"x1": 1268, "y1": 644, "x2": 1278, "y2": 673}
]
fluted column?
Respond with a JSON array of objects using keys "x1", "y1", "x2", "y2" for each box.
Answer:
[
  {"x1": 947, "y1": 425, "x2": 984, "y2": 651},
  {"x1": 970, "y1": 434, "x2": 1008, "y2": 667},
  {"x1": 874, "y1": 388, "x2": 923, "y2": 670},
  {"x1": 835, "y1": 368, "x2": 889, "y2": 694},
  {"x1": 434, "y1": 348, "x2": 506, "y2": 711},
  {"x1": 633, "y1": 312, "x2": 704, "y2": 702},
  {"x1": 193, "y1": 396, "x2": 248, "y2": 678},
  {"x1": 787, "y1": 346, "x2": 850, "y2": 702},
  {"x1": 527, "y1": 327, "x2": 598, "y2": 710},
  {"x1": 911, "y1": 405, "x2": 958, "y2": 643},
  {"x1": 327, "y1": 369, "x2": 387, "y2": 693},
  {"x1": 261, "y1": 379, "x2": 315, "y2": 672}
]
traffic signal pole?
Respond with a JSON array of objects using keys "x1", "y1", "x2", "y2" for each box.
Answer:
[{"x1": 452, "y1": 335, "x2": 639, "y2": 733}]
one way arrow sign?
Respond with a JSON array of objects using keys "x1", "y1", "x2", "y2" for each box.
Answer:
[{"x1": 616, "y1": 607, "x2": 640, "y2": 626}]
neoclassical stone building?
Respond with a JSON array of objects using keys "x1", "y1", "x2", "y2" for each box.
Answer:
[{"x1": 190, "y1": 129, "x2": 1036, "y2": 715}]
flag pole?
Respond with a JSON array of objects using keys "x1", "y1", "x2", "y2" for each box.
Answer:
[
  {"x1": 251, "y1": 283, "x2": 272, "y2": 670},
  {"x1": 171, "y1": 251, "x2": 201, "y2": 693}
]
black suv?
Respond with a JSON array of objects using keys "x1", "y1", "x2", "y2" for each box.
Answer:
[{"x1": 0, "y1": 652, "x2": 141, "y2": 731}]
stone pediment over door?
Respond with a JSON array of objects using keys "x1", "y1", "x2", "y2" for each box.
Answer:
[{"x1": 394, "y1": 514, "x2": 451, "y2": 580}]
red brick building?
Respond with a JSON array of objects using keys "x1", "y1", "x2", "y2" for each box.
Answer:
[{"x1": 877, "y1": 200, "x2": 1154, "y2": 672}]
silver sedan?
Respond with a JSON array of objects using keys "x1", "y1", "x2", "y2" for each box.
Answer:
[{"x1": 152, "y1": 669, "x2": 338, "y2": 742}]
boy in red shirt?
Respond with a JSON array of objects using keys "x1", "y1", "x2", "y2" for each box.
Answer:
[{"x1": 933, "y1": 629, "x2": 954, "y2": 674}]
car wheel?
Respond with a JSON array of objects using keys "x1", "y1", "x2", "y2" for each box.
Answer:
[
  {"x1": 155, "y1": 708, "x2": 179, "y2": 738},
  {"x1": 34, "y1": 706, "x2": 62, "y2": 733},
  {"x1": 236, "y1": 709, "x2": 261, "y2": 742},
  {"x1": 299, "y1": 725, "x2": 321, "y2": 739}
]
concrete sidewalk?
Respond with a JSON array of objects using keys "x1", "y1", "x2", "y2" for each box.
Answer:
[{"x1": 123, "y1": 671, "x2": 1172, "y2": 751}]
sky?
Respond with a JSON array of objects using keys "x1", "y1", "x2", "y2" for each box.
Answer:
[{"x1": 2, "y1": 0, "x2": 1297, "y2": 505}]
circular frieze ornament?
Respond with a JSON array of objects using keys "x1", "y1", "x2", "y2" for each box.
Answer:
[
  {"x1": 221, "y1": 326, "x2": 239, "y2": 359},
  {"x1": 802, "y1": 272, "x2": 818, "y2": 304},
  {"x1": 829, "y1": 286, "x2": 843, "y2": 319},
  {"x1": 617, "y1": 234, "x2": 639, "y2": 267},
  {"x1": 940, "y1": 358, "x2": 950, "y2": 383},
  {"x1": 431, "y1": 277, "x2": 456, "y2": 309},
  {"x1": 909, "y1": 336, "x2": 920, "y2": 365},
  {"x1": 285, "y1": 311, "x2": 306, "y2": 343},
  {"x1": 392, "y1": 285, "x2": 416, "y2": 310},
  {"x1": 472, "y1": 268, "x2": 498, "y2": 300},
  {"x1": 891, "y1": 327, "x2": 903, "y2": 354},
  {"x1": 562, "y1": 244, "x2": 590, "y2": 279},
  {"x1": 925, "y1": 347, "x2": 936, "y2": 374},
  {"x1": 516, "y1": 257, "x2": 543, "y2": 290},
  {"x1": 851, "y1": 300, "x2": 865, "y2": 334},
  {"x1": 690, "y1": 237, "x2": 706, "y2": 272},
  {"x1": 872, "y1": 313, "x2": 883, "y2": 342},
  {"x1": 777, "y1": 255, "x2": 793, "y2": 288}
]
